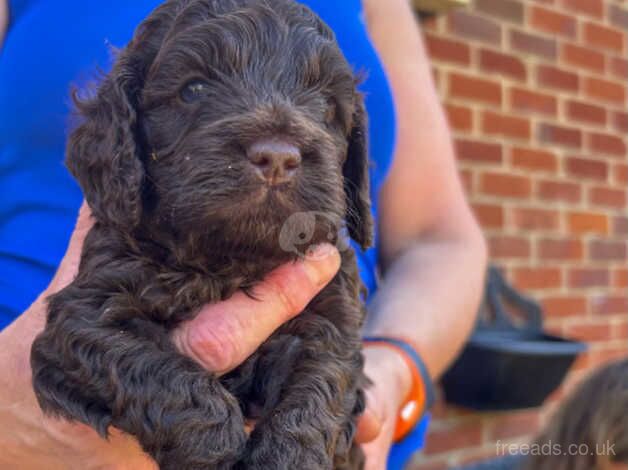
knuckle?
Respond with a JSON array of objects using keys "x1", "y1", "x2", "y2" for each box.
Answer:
[{"x1": 186, "y1": 322, "x2": 241, "y2": 373}]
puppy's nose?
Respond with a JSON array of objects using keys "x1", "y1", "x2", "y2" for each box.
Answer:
[{"x1": 247, "y1": 139, "x2": 301, "y2": 185}]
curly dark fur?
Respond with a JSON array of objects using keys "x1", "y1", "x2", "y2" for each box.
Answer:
[
  {"x1": 30, "y1": 1, "x2": 374, "y2": 469},
  {"x1": 520, "y1": 358, "x2": 628, "y2": 470}
]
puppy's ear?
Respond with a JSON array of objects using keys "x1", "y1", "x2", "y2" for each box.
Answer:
[
  {"x1": 66, "y1": 0, "x2": 196, "y2": 229},
  {"x1": 343, "y1": 96, "x2": 374, "y2": 250},
  {"x1": 66, "y1": 58, "x2": 145, "y2": 229}
]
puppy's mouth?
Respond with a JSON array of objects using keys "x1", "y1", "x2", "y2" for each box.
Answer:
[
  {"x1": 249, "y1": 180, "x2": 296, "y2": 203},
  {"x1": 263, "y1": 191, "x2": 300, "y2": 220}
]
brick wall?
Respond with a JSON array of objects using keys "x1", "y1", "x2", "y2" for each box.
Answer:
[{"x1": 409, "y1": 0, "x2": 628, "y2": 468}]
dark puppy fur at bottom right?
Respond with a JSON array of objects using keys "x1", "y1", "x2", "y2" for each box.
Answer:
[
  {"x1": 521, "y1": 358, "x2": 628, "y2": 470},
  {"x1": 464, "y1": 359, "x2": 628, "y2": 470},
  {"x1": 30, "y1": 1, "x2": 374, "y2": 469}
]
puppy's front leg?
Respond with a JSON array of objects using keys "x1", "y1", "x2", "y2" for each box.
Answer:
[
  {"x1": 239, "y1": 314, "x2": 366, "y2": 470},
  {"x1": 30, "y1": 254, "x2": 247, "y2": 470}
]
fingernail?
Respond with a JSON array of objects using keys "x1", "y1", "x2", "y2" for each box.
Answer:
[{"x1": 302, "y1": 244, "x2": 340, "y2": 286}]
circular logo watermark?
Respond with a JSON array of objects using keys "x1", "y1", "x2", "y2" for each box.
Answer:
[{"x1": 278, "y1": 211, "x2": 351, "y2": 259}]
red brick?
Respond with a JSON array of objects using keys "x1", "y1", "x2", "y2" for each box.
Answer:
[
  {"x1": 457, "y1": 449, "x2": 509, "y2": 467},
  {"x1": 512, "y1": 208, "x2": 560, "y2": 231},
  {"x1": 565, "y1": 321, "x2": 612, "y2": 341},
  {"x1": 510, "y1": 88, "x2": 557, "y2": 116},
  {"x1": 538, "y1": 123, "x2": 582, "y2": 148},
  {"x1": 455, "y1": 139, "x2": 502, "y2": 163},
  {"x1": 487, "y1": 410, "x2": 541, "y2": 441},
  {"x1": 589, "y1": 240, "x2": 628, "y2": 261},
  {"x1": 565, "y1": 156, "x2": 608, "y2": 181},
  {"x1": 568, "y1": 268, "x2": 610, "y2": 288},
  {"x1": 609, "y1": 4, "x2": 628, "y2": 30},
  {"x1": 615, "y1": 320, "x2": 628, "y2": 340},
  {"x1": 570, "y1": 353, "x2": 590, "y2": 372},
  {"x1": 589, "y1": 187, "x2": 627, "y2": 208},
  {"x1": 589, "y1": 132, "x2": 627, "y2": 157},
  {"x1": 482, "y1": 111, "x2": 531, "y2": 140},
  {"x1": 614, "y1": 269, "x2": 628, "y2": 288},
  {"x1": 512, "y1": 147, "x2": 558, "y2": 172},
  {"x1": 538, "y1": 238, "x2": 583, "y2": 261},
  {"x1": 567, "y1": 211, "x2": 609, "y2": 235},
  {"x1": 614, "y1": 163, "x2": 628, "y2": 185},
  {"x1": 480, "y1": 172, "x2": 532, "y2": 198},
  {"x1": 611, "y1": 57, "x2": 628, "y2": 81},
  {"x1": 449, "y1": 73, "x2": 502, "y2": 106},
  {"x1": 542, "y1": 296, "x2": 587, "y2": 317},
  {"x1": 446, "y1": 104, "x2": 473, "y2": 132},
  {"x1": 448, "y1": 10, "x2": 502, "y2": 45},
  {"x1": 472, "y1": 203, "x2": 504, "y2": 228},
  {"x1": 408, "y1": 461, "x2": 448, "y2": 470},
  {"x1": 530, "y1": 6, "x2": 576, "y2": 38},
  {"x1": 565, "y1": 100, "x2": 606, "y2": 126},
  {"x1": 460, "y1": 169, "x2": 473, "y2": 193},
  {"x1": 513, "y1": 267, "x2": 562, "y2": 290},
  {"x1": 537, "y1": 65, "x2": 579, "y2": 92},
  {"x1": 479, "y1": 49, "x2": 527, "y2": 81},
  {"x1": 559, "y1": 0, "x2": 604, "y2": 19},
  {"x1": 591, "y1": 296, "x2": 628, "y2": 316},
  {"x1": 561, "y1": 43, "x2": 605, "y2": 73},
  {"x1": 424, "y1": 422, "x2": 482, "y2": 454},
  {"x1": 475, "y1": 0, "x2": 525, "y2": 24},
  {"x1": 425, "y1": 34, "x2": 471, "y2": 65},
  {"x1": 561, "y1": 0, "x2": 604, "y2": 19},
  {"x1": 614, "y1": 216, "x2": 628, "y2": 236},
  {"x1": 489, "y1": 235, "x2": 531, "y2": 259},
  {"x1": 590, "y1": 347, "x2": 628, "y2": 367},
  {"x1": 538, "y1": 180, "x2": 581, "y2": 203},
  {"x1": 613, "y1": 112, "x2": 628, "y2": 133},
  {"x1": 583, "y1": 22, "x2": 625, "y2": 52},
  {"x1": 584, "y1": 77, "x2": 626, "y2": 105},
  {"x1": 510, "y1": 29, "x2": 557, "y2": 60}
]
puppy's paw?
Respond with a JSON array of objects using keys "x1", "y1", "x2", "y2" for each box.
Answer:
[{"x1": 237, "y1": 425, "x2": 333, "y2": 470}]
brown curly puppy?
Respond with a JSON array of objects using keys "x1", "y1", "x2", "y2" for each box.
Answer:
[{"x1": 30, "y1": 1, "x2": 373, "y2": 469}]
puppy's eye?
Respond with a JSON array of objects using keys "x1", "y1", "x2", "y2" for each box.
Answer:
[{"x1": 180, "y1": 80, "x2": 210, "y2": 103}]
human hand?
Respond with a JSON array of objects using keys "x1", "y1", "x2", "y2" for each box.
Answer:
[
  {"x1": 355, "y1": 346, "x2": 413, "y2": 470},
  {"x1": 0, "y1": 203, "x2": 341, "y2": 470}
]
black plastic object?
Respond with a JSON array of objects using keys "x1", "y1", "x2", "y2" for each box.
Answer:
[{"x1": 441, "y1": 266, "x2": 587, "y2": 411}]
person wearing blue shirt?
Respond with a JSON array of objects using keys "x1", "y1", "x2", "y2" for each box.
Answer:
[{"x1": 0, "y1": 0, "x2": 487, "y2": 468}]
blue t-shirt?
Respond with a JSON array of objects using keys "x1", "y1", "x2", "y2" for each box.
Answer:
[{"x1": 1, "y1": 1, "x2": 424, "y2": 467}]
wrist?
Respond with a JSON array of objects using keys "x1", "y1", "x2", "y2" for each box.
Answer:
[
  {"x1": 363, "y1": 345, "x2": 413, "y2": 405},
  {"x1": 363, "y1": 336, "x2": 434, "y2": 442}
]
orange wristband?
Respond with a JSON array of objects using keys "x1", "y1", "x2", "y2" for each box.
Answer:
[{"x1": 363, "y1": 338, "x2": 432, "y2": 442}]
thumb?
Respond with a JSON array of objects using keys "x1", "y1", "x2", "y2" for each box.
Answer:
[{"x1": 172, "y1": 243, "x2": 341, "y2": 375}]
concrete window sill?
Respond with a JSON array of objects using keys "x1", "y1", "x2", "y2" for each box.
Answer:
[{"x1": 413, "y1": 0, "x2": 469, "y2": 14}]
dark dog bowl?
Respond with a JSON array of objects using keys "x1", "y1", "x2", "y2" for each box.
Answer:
[
  {"x1": 442, "y1": 330, "x2": 586, "y2": 410},
  {"x1": 441, "y1": 267, "x2": 586, "y2": 411}
]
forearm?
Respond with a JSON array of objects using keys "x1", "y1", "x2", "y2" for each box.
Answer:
[
  {"x1": 365, "y1": 234, "x2": 486, "y2": 380},
  {"x1": 0, "y1": 299, "x2": 82, "y2": 469}
]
